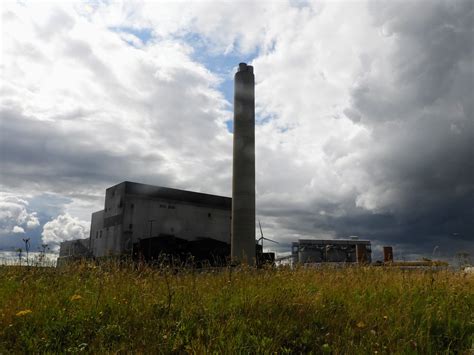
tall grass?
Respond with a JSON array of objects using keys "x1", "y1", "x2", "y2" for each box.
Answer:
[{"x1": 1, "y1": 262, "x2": 473, "y2": 353}]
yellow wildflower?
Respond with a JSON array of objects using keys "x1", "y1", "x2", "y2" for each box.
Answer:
[
  {"x1": 16, "y1": 309, "x2": 32, "y2": 317},
  {"x1": 356, "y1": 321, "x2": 366, "y2": 328},
  {"x1": 70, "y1": 294, "x2": 82, "y2": 301}
]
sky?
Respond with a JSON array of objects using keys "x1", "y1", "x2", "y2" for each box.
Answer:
[{"x1": 1, "y1": 0, "x2": 473, "y2": 261}]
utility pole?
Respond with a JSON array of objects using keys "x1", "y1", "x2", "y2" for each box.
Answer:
[
  {"x1": 148, "y1": 219, "x2": 156, "y2": 238},
  {"x1": 22, "y1": 238, "x2": 30, "y2": 265}
]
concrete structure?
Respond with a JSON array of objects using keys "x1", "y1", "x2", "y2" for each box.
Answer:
[
  {"x1": 356, "y1": 243, "x2": 370, "y2": 264},
  {"x1": 58, "y1": 181, "x2": 232, "y2": 265},
  {"x1": 291, "y1": 239, "x2": 372, "y2": 264},
  {"x1": 58, "y1": 62, "x2": 259, "y2": 266},
  {"x1": 57, "y1": 238, "x2": 91, "y2": 266},
  {"x1": 231, "y1": 62, "x2": 256, "y2": 265},
  {"x1": 383, "y1": 246, "x2": 394, "y2": 262},
  {"x1": 377, "y1": 246, "x2": 448, "y2": 269}
]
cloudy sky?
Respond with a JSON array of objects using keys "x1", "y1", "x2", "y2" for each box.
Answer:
[{"x1": 1, "y1": 0, "x2": 473, "y2": 261}]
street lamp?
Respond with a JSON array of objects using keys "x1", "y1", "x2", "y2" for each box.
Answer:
[
  {"x1": 148, "y1": 220, "x2": 156, "y2": 238},
  {"x1": 22, "y1": 238, "x2": 30, "y2": 265}
]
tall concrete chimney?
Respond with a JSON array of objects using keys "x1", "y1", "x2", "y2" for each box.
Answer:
[{"x1": 231, "y1": 63, "x2": 256, "y2": 265}]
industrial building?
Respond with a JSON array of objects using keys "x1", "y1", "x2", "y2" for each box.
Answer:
[
  {"x1": 57, "y1": 238, "x2": 91, "y2": 265},
  {"x1": 56, "y1": 62, "x2": 376, "y2": 268},
  {"x1": 58, "y1": 181, "x2": 233, "y2": 265},
  {"x1": 291, "y1": 239, "x2": 372, "y2": 264},
  {"x1": 57, "y1": 62, "x2": 270, "y2": 266}
]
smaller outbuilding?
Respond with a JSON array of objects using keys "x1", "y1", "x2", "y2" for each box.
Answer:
[
  {"x1": 57, "y1": 238, "x2": 92, "y2": 266},
  {"x1": 291, "y1": 239, "x2": 372, "y2": 264}
]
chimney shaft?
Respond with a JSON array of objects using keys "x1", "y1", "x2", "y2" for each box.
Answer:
[{"x1": 231, "y1": 63, "x2": 256, "y2": 265}]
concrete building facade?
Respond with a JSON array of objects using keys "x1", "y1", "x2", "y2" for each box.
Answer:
[{"x1": 59, "y1": 181, "x2": 232, "y2": 264}]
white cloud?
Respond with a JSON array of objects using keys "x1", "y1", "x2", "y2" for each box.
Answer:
[
  {"x1": 41, "y1": 213, "x2": 90, "y2": 250},
  {"x1": 0, "y1": 195, "x2": 40, "y2": 236},
  {"x1": 1, "y1": 1, "x2": 233, "y2": 199},
  {"x1": 88, "y1": 0, "x2": 288, "y2": 54},
  {"x1": 12, "y1": 226, "x2": 25, "y2": 234},
  {"x1": 26, "y1": 215, "x2": 40, "y2": 229}
]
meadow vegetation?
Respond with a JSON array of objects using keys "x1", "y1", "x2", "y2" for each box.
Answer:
[{"x1": 1, "y1": 262, "x2": 473, "y2": 353}]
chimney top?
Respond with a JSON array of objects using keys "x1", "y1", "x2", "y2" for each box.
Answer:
[{"x1": 238, "y1": 63, "x2": 253, "y2": 73}]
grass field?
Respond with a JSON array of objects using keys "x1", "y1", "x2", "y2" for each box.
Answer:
[{"x1": 1, "y1": 262, "x2": 473, "y2": 353}]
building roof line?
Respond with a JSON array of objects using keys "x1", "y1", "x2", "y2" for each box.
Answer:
[{"x1": 108, "y1": 181, "x2": 231, "y2": 209}]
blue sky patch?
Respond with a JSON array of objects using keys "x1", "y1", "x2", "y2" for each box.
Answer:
[
  {"x1": 179, "y1": 32, "x2": 259, "y2": 133},
  {"x1": 110, "y1": 26, "x2": 153, "y2": 46}
]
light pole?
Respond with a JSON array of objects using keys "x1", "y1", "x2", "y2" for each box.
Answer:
[
  {"x1": 148, "y1": 220, "x2": 156, "y2": 238},
  {"x1": 22, "y1": 238, "x2": 30, "y2": 265}
]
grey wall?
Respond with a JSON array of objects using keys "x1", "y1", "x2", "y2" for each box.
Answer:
[{"x1": 88, "y1": 185, "x2": 231, "y2": 258}]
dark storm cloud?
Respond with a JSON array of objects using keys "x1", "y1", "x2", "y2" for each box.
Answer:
[
  {"x1": 353, "y1": 0, "x2": 474, "y2": 126},
  {"x1": 334, "y1": 0, "x2": 473, "y2": 257},
  {"x1": 256, "y1": 0, "x2": 473, "y2": 259},
  {"x1": 0, "y1": 108, "x2": 173, "y2": 194}
]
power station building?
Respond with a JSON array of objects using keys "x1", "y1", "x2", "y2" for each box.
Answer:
[
  {"x1": 58, "y1": 62, "x2": 263, "y2": 266},
  {"x1": 291, "y1": 239, "x2": 372, "y2": 264},
  {"x1": 58, "y1": 238, "x2": 91, "y2": 263},
  {"x1": 58, "y1": 63, "x2": 372, "y2": 267},
  {"x1": 58, "y1": 181, "x2": 232, "y2": 265}
]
